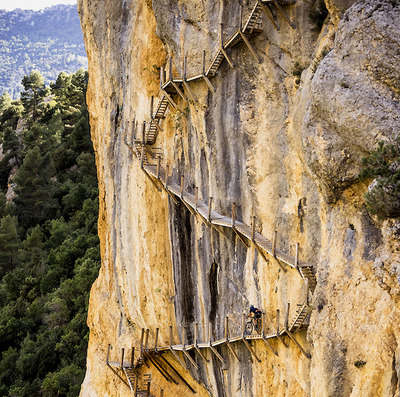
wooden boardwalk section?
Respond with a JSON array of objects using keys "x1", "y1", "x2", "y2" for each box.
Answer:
[
  {"x1": 112, "y1": 1, "x2": 307, "y2": 395},
  {"x1": 144, "y1": 0, "x2": 296, "y2": 143},
  {"x1": 108, "y1": 305, "x2": 310, "y2": 395},
  {"x1": 122, "y1": 147, "x2": 317, "y2": 292}
]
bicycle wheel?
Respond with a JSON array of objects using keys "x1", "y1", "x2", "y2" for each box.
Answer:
[
  {"x1": 245, "y1": 321, "x2": 253, "y2": 335},
  {"x1": 255, "y1": 318, "x2": 262, "y2": 334}
]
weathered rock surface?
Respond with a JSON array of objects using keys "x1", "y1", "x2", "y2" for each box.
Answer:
[{"x1": 78, "y1": 0, "x2": 400, "y2": 396}]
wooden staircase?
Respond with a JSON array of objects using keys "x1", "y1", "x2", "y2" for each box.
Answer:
[
  {"x1": 146, "y1": 96, "x2": 169, "y2": 145},
  {"x1": 243, "y1": 1, "x2": 263, "y2": 34},
  {"x1": 288, "y1": 303, "x2": 310, "y2": 332},
  {"x1": 298, "y1": 264, "x2": 317, "y2": 293},
  {"x1": 206, "y1": 50, "x2": 225, "y2": 77},
  {"x1": 123, "y1": 367, "x2": 136, "y2": 393}
]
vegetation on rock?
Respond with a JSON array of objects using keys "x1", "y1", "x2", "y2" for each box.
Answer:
[
  {"x1": 0, "y1": 69, "x2": 99, "y2": 396},
  {"x1": 360, "y1": 137, "x2": 400, "y2": 219}
]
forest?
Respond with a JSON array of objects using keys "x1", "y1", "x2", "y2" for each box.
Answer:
[
  {"x1": 0, "y1": 69, "x2": 99, "y2": 396},
  {"x1": 0, "y1": 5, "x2": 87, "y2": 99}
]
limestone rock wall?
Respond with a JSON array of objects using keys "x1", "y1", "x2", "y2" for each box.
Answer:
[{"x1": 78, "y1": 0, "x2": 400, "y2": 395}]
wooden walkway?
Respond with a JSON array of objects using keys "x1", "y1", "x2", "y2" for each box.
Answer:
[
  {"x1": 144, "y1": 0, "x2": 296, "y2": 146},
  {"x1": 107, "y1": 304, "x2": 311, "y2": 395},
  {"x1": 123, "y1": 143, "x2": 316, "y2": 292},
  {"x1": 113, "y1": 1, "x2": 305, "y2": 395}
]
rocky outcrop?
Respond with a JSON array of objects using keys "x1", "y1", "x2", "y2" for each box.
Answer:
[{"x1": 78, "y1": 0, "x2": 400, "y2": 396}]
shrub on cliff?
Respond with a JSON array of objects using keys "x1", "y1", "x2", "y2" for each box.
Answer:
[{"x1": 360, "y1": 136, "x2": 400, "y2": 219}]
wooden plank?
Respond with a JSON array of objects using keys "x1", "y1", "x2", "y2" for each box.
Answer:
[
  {"x1": 171, "y1": 80, "x2": 188, "y2": 102},
  {"x1": 276, "y1": 310, "x2": 288, "y2": 348},
  {"x1": 169, "y1": 347, "x2": 187, "y2": 369},
  {"x1": 158, "y1": 355, "x2": 197, "y2": 394},
  {"x1": 202, "y1": 73, "x2": 216, "y2": 92},
  {"x1": 258, "y1": 0, "x2": 280, "y2": 30},
  {"x1": 220, "y1": 23, "x2": 235, "y2": 68},
  {"x1": 194, "y1": 322, "x2": 209, "y2": 363},
  {"x1": 242, "y1": 337, "x2": 261, "y2": 362},
  {"x1": 262, "y1": 335, "x2": 278, "y2": 356},
  {"x1": 225, "y1": 317, "x2": 239, "y2": 361},
  {"x1": 142, "y1": 168, "x2": 162, "y2": 192},
  {"x1": 162, "y1": 89, "x2": 178, "y2": 109},
  {"x1": 143, "y1": 351, "x2": 174, "y2": 383},
  {"x1": 271, "y1": 0, "x2": 296, "y2": 29},
  {"x1": 239, "y1": 30, "x2": 261, "y2": 63},
  {"x1": 182, "y1": 348, "x2": 198, "y2": 369},
  {"x1": 286, "y1": 330, "x2": 311, "y2": 359},
  {"x1": 208, "y1": 322, "x2": 225, "y2": 363}
]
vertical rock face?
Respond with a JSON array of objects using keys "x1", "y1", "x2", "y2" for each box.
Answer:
[{"x1": 78, "y1": 0, "x2": 400, "y2": 396}]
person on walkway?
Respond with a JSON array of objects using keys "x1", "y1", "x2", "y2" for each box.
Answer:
[{"x1": 249, "y1": 305, "x2": 262, "y2": 319}]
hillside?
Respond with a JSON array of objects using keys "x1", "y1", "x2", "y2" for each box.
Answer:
[
  {"x1": 0, "y1": 5, "x2": 87, "y2": 99},
  {"x1": 0, "y1": 70, "x2": 99, "y2": 396}
]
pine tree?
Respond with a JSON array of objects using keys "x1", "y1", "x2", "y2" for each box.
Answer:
[
  {"x1": 13, "y1": 146, "x2": 59, "y2": 229},
  {"x1": 20, "y1": 71, "x2": 46, "y2": 122},
  {"x1": 0, "y1": 215, "x2": 20, "y2": 276},
  {"x1": 360, "y1": 136, "x2": 400, "y2": 219}
]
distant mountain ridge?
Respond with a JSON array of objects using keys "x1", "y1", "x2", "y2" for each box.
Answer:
[{"x1": 0, "y1": 4, "x2": 87, "y2": 98}]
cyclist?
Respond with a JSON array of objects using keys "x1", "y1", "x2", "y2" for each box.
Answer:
[{"x1": 249, "y1": 305, "x2": 262, "y2": 320}]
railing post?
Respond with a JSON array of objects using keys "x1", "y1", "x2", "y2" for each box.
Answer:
[
  {"x1": 273, "y1": 230, "x2": 277, "y2": 257},
  {"x1": 140, "y1": 328, "x2": 145, "y2": 361},
  {"x1": 180, "y1": 175, "x2": 184, "y2": 199},
  {"x1": 142, "y1": 121, "x2": 146, "y2": 143},
  {"x1": 154, "y1": 328, "x2": 159, "y2": 352},
  {"x1": 165, "y1": 164, "x2": 169, "y2": 188},
  {"x1": 169, "y1": 325, "x2": 173, "y2": 347},
  {"x1": 150, "y1": 95, "x2": 154, "y2": 119},
  {"x1": 239, "y1": 5, "x2": 243, "y2": 30},
  {"x1": 156, "y1": 156, "x2": 161, "y2": 179},
  {"x1": 251, "y1": 215, "x2": 256, "y2": 241},
  {"x1": 202, "y1": 50, "x2": 206, "y2": 75},
  {"x1": 276, "y1": 310, "x2": 280, "y2": 334},
  {"x1": 169, "y1": 57, "x2": 173, "y2": 81},
  {"x1": 140, "y1": 146, "x2": 145, "y2": 169},
  {"x1": 242, "y1": 312, "x2": 246, "y2": 337},
  {"x1": 106, "y1": 344, "x2": 111, "y2": 365},
  {"x1": 145, "y1": 329, "x2": 149, "y2": 352},
  {"x1": 262, "y1": 312, "x2": 265, "y2": 336},
  {"x1": 295, "y1": 243, "x2": 299, "y2": 269},
  {"x1": 209, "y1": 322, "x2": 212, "y2": 342},
  {"x1": 285, "y1": 303, "x2": 290, "y2": 329},
  {"x1": 146, "y1": 381, "x2": 151, "y2": 397},
  {"x1": 195, "y1": 187, "x2": 198, "y2": 211},
  {"x1": 160, "y1": 66, "x2": 164, "y2": 88},
  {"x1": 208, "y1": 197, "x2": 212, "y2": 222},
  {"x1": 225, "y1": 316, "x2": 229, "y2": 340},
  {"x1": 130, "y1": 346, "x2": 135, "y2": 367},
  {"x1": 120, "y1": 348, "x2": 125, "y2": 369},
  {"x1": 305, "y1": 278, "x2": 309, "y2": 306}
]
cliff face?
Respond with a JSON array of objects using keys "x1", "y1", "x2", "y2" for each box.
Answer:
[{"x1": 78, "y1": 0, "x2": 400, "y2": 396}]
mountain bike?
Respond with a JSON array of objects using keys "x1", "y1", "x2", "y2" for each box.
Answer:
[{"x1": 244, "y1": 316, "x2": 262, "y2": 335}]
